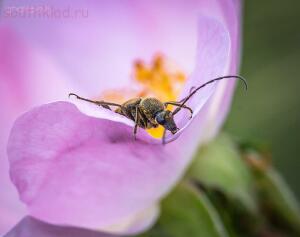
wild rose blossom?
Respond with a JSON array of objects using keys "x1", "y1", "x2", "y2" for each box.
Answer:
[{"x1": 1, "y1": 0, "x2": 241, "y2": 235}]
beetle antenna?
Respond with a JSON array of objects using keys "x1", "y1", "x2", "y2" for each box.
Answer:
[
  {"x1": 172, "y1": 75, "x2": 247, "y2": 116},
  {"x1": 68, "y1": 93, "x2": 122, "y2": 108}
]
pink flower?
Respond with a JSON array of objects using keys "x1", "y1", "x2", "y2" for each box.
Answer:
[
  {"x1": 2, "y1": 0, "x2": 241, "y2": 235},
  {"x1": 5, "y1": 217, "x2": 117, "y2": 237}
]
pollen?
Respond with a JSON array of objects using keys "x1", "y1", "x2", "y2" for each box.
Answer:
[
  {"x1": 101, "y1": 54, "x2": 187, "y2": 139},
  {"x1": 133, "y1": 54, "x2": 186, "y2": 102}
]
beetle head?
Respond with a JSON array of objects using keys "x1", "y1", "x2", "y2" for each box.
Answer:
[{"x1": 155, "y1": 110, "x2": 179, "y2": 134}]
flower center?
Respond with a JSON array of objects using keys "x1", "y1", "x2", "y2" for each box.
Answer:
[{"x1": 102, "y1": 54, "x2": 187, "y2": 138}]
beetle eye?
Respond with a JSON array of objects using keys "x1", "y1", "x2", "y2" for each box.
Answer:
[{"x1": 155, "y1": 112, "x2": 166, "y2": 125}]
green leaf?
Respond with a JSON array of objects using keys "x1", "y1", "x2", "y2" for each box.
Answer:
[
  {"x1": 139, "y1": 182, "x2": 228, "y2": 237},
  {"x1": 254, "y1": 166, "x2": 300, "y2": 235},
  {"x1": 195, "y1": 184, "x2": 263, "y2": 237},
  {"x1": 187, "y1": 134, "x2": 257, "y2": 213}
]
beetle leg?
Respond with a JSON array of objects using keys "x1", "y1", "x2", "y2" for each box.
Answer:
[
  {"x1": 162, "y1": 128, "x2": 167, "y2": 145},
  {"x1": 133, "y1": 106, "x2": 140, "y2": 140},
  {"x1": 69, "y1": 93, "x2": 122, "y2": 110},
  {"x1": 164, "y1": 102, "x2": 193, "y2": 118}
]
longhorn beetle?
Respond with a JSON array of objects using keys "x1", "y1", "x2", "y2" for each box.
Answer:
[{"x1": 69, "y1": 75, "x2": 247, "y2": 144}]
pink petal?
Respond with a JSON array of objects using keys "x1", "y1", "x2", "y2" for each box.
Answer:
[
  {"x1": 7, "y1": 102, "x2": 179, "y2": 233},
  {"x1": 2, "y1": 0, "x2": 236, "y2": 95},
  {"x1": 4, "y1": 216, "x2": 118, "y2": 237},
  {"x1": 0, "y1": 27, "x2": 73, "y2": 234},
  {"x1": 164, "y1": 16, "x2": 231, "y2": 142},
  {"x1": 171, "y1": 0, "x2": 242, "y2": 143},
  {"x1": 200, "y1": 0, "x2": 242, "y2": 141}
]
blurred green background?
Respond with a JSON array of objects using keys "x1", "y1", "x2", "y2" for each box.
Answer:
[{"x1": 225, "y1": 0, "x2": 300, "y2": 199}]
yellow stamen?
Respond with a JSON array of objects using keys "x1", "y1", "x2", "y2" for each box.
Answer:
[
  {"x1": 102, "y1": 54, "x2": 187, "y2": 138},
  {"x1": 134, "y1": 54, "x2": 185, "y2": 102}
]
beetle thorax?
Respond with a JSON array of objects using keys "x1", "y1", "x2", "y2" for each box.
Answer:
[{"x1": 140, "y1": 98, "x2": 165, "y2": 122}]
